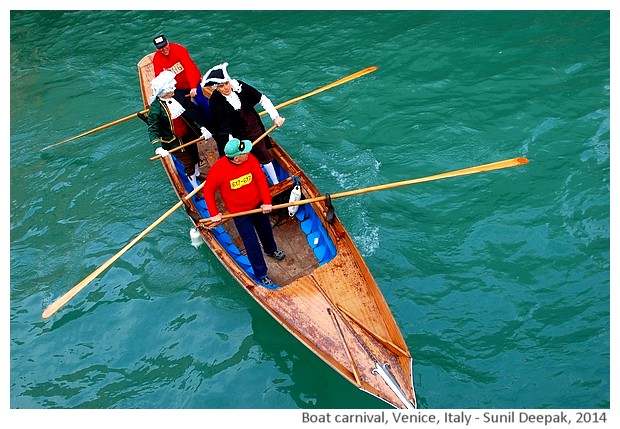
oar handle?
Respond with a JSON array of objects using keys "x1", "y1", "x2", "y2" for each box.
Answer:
[{"x1": 251, "y1": 124, "x2": 278, "y2": 147}]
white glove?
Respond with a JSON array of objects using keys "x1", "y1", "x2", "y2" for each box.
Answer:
[
  {"x1": 155, "y1": 147, "x2": 169, "y2": 158},
  {"x1": 200, "y1": 127, "x2": 212, "y2": 140}
]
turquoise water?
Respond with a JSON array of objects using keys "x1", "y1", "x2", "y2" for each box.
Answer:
[{"x1": 10, "y1": 10, "x2": 610, "y2": 412}]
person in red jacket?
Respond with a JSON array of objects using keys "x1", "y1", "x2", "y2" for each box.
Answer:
[
  {"x1": 152, "y1": 34, "x2": 201, "y2": 99},
  {"x1": 203, "y1": 138, "x2": 285, "y2": 288}
]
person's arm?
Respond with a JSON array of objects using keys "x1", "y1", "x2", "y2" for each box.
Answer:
[
  {"x1": 175, "y1": 44, "x2": 201, "y2": 95},
  {"x1": 180, "y1": 98, "x2": 212, "y2": 139},
  {"x1": 259, "y1": 94, "x2": 285, "y2": 127},
  {"x1": 147, "y1": 102, "x2": 162, "y2": 145},
  {"x1": 209, "y1": 96, "x2": 234, "y2": 155}
]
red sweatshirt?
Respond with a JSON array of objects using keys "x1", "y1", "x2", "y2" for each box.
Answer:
[
  {"x1": 153, "y1": 43, "x2": 201, "y2": 91},
  {"x1": 204, "y1": 154, "x2": 272, "y2": 215}
]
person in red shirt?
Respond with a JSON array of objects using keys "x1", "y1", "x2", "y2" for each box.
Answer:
[
  {"x1": 204, "y1": 138, "x2": 285, "y2": 288},
  {"x1": 152, "y1": 34, "x2": 201, "y2": 99}
]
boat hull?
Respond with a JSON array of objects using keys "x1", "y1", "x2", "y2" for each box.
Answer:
[{"x1": 138, "y1": 54, "x2": 416, "y2": 408}]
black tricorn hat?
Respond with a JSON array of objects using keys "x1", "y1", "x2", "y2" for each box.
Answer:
[{"x1": 201, "y1": 62, "x2": 231, "y2": 87}]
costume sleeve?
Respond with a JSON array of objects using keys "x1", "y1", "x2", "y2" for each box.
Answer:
[
  {"x1": 180, "y1": 96, "x2": 207, "y2": 129},
  {"x1": 194, "y1": 86, "x2": 212, "y2": 123},
  {"x1": 259, "y1": 94, "x2": 279, "y2": 120},
  {"x1": 209, "y1": 94, "x2": 233, "y2": 156},
  {"x1": 147, "y1": 102, "x2": 161, "y2": 145}
]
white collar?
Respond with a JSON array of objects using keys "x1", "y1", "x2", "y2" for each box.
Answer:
[
  {"x1": 163, "y1": 97, "x2": 185, "y2": 119},
  {"x1": 223, "y1": 91, "x2": 241, "y2": 111}
]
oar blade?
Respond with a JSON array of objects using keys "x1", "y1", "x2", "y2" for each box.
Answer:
[
  {"x1": 40, "y1": 190, "x2": 202, "y2": 319},
  {"x1": 260, "y1": 65, "x2": 378, "y2": 116}
]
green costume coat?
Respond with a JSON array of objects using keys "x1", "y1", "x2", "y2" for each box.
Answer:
[{"x1": 147, "y1": 95, "x2": 206, "y2": 149}]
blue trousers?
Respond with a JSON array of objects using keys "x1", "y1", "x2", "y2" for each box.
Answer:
[{"x1": 233, "y1": 212, "x2": 277, "y2": 279}]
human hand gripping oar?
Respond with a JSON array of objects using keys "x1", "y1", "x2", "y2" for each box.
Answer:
[
  {"x1": 199, "y1": 157, "x2": 530, "y2": 227},
  {"x1": 148, "y1": 66, "x2": 378, "y2": 161},
  {"x1": 41, "y1": 127, "x2": 279, "y2": 319},
  {"x1": 148, "y1": 136, "x2": 203, "y2": 161},
  {"x1": 39, "y1": 108, "x2": 149, "y2": 152}
]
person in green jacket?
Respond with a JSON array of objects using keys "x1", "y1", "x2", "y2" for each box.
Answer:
[{"x1": 148, "y1": 70, "x2": 212, "y2": 188}]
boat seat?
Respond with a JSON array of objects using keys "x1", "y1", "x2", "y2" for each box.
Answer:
[{"x1": 267, "y1": 176, "x2": 295, "y2": 197}]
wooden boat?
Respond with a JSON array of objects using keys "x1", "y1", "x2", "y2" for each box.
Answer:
[{"x1": 137, "y1": 53, "x2": 417, "y2": 409}]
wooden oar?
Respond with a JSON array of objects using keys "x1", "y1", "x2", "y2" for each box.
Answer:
[
  {"x1": 148, "y1": 137, "x2": 202, "y2": 161},
  {"x1": 40, "y1": 66, "x2": 376, "y2": 154},
  {"x1": 41, "y1": 128, "x2": 278, "y2": 320},
  {"x1": 41, "y1": 183, "x2": 204, "y2": 319},
  {"x1": 39, "y1": 109, "x2": 149, "y2": 152},
  {"x1": 258, "y1": 66, "x2": 378, "y2": 117},
  {"x1": 147, "y1": 66, "x2": 378, "y2": 161},
  {"x1": 200, "y1": 157, "x2": 529, "y2": 226},
  {"x1": 149, "y1": 124, "x2": 278, "y2": 161}
]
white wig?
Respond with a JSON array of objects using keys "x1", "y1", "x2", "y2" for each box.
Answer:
[{"x1": 149, "y1": 70, "x2": 177, "y2": 104}]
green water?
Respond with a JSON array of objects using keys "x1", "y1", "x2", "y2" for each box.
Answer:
[{"x1": 10, "y1": 10, "x2": 610, "y2": 412}]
